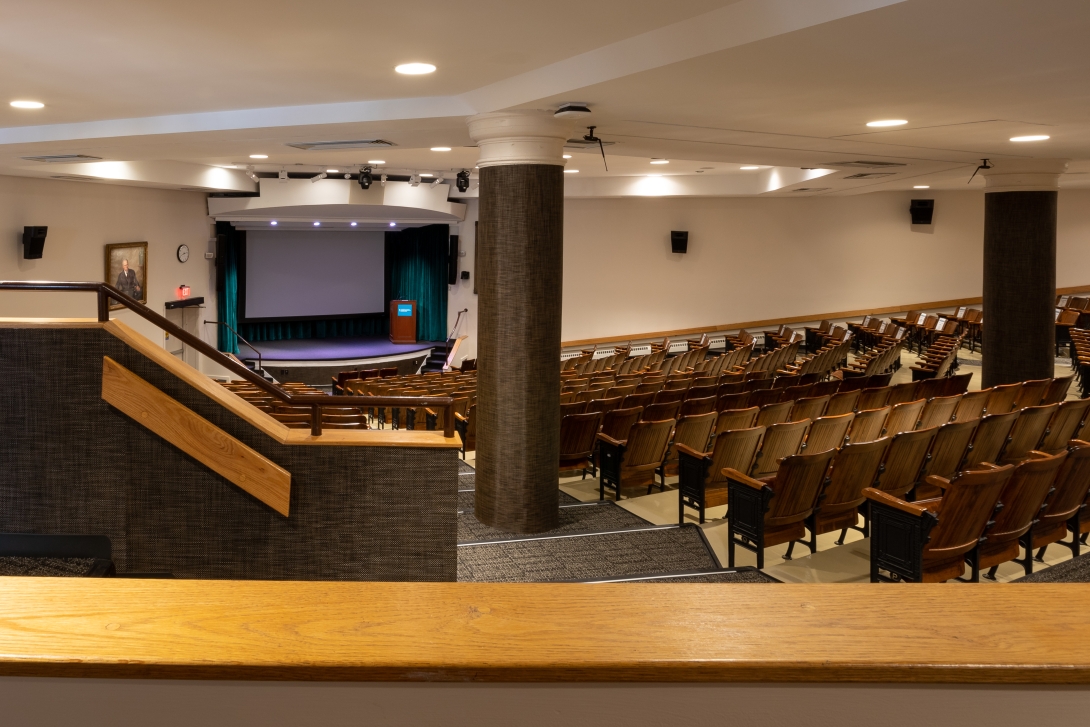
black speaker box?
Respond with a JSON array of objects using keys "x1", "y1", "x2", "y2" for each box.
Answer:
[
  {"x1": 22, "y1": 226, "x2": 47, "y2": 259},
  {"x1": 460, "y1": 270, "x2": 470, "y2": 280},
  {"x1": 910, "y1": 199, "x2": 934, "y2": 225},
  {"x1": 447, "y1": 235, "x2": 459, "y2": 285},
  {"x1": 670, "y1": 230, "x2": 688, "y2": 254}
]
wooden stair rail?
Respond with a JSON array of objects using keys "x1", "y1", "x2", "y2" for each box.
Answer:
[
  {"x1": 0, "y1": 281, "x2": 455, "y2": 438},
  {"x1": 101, "y1": 356, "x2": 291, "y2": 515}
]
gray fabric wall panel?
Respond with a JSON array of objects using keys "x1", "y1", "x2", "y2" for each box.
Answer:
[
  {"x1": 0, "y1": 328, "x2": 456, "y2": 581},
  {"x1": 475, "y1": 164, "x2": 564, "y2": 533},
  {"x1": 983, "y1": 191, "x2": 1058, "y2": 387}
]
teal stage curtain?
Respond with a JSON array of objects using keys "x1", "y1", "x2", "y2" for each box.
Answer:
[
  {"x1": 214, "y1": 222, "x2": 240, "y2": 354},
  {"x1": 386, "y1": 224, "x2": 449, "y2": 343}
]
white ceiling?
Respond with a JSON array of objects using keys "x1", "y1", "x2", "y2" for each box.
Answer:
[{"x1": 2, "y1": 0, "x2": 1089, "y2": 195}]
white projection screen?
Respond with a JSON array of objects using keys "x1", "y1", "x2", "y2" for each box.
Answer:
[{"x1": 244, "y1": 230, "x2": 385, "y2": 319}]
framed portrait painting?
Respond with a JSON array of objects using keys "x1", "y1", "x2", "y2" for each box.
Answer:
[{"x1": 105, "y1": 242, "x2": 148, "y2": 309}]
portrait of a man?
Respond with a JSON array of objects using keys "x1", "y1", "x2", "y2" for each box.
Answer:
[{"x1": 104, "y1": 242, "x2": 148, "y2": 309}]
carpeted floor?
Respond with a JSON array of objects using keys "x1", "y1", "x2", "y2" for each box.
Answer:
[
  {"x1": 458, "y1": 499, "x2": 649, "y2": 543},
  {"x1": 0, "y1": 556, "x2": 113, "y2": 577},
  {"x1": 457, "y1": 525, "x2": 719, "y2": 582},
  {"x1": 1014, "y1": 549, "x2": 1090, "y2": 583}
]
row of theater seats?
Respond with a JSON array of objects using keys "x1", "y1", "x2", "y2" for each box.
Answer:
[
  {"x1": 1070, "y1": 328, "x2": 1090, "y2": 398},
  {"x1": 221, "y1": 381, "x2": 370, "y2": 429}
]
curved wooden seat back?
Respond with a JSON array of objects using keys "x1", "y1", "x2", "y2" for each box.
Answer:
[
  {"x1": 663, "y1": 379, "x2": 692, "y2": 392},
  {"x1": 576, "y1": 387, "x2": 609, "y2": 403},
  {"x1": 1013, "y1": 379, "x2": 1053, "y2": 410},
  {"x1": 943, "y1": 372, "x2": 974, "y2": 397},
  {"x1": 585, "y1": 396, "x2": 624, "y2": 416},
  {"x1": 887, "y1": 381, "x2": 920, "y2": 406},
  {"x1": 856, "y1": 387, "x2": 893, "y2": 412},
  {"x1": 884, "y1": 399, "x2": 925, "y2": 437},
  {"x1": 978, "y1": 451, "x2": 1069, "y2": 571},
  {"x1": 600, "y1": 407, "x2": 643, "y2": 442},
  {"x1": 708, "y1": 426, "x2": 766, "y2": 488},
  {"x1": 918, "y1": 394, "x2": 962, "y2": 430},
  {"x1": 614, "y1": 419, "x2": 676, "y2": 484},
  {"x1": 661, "y1": 412, "x2": 717, "y2": 477},
  {"x1": 1002, "y1": 403, "x2": 1060, "y2": 464},
  {"x1": 756, "y1": 401, "x2": 794, "y2": 428},
  {"x1": 641, "y1": 401, "x2": 681, "y2": 423},
  {"x1": 1033, "y1": 441, "x2": 1090, "y2": 551},
  {"x1": 953, "y1": 389, "x2": 990, "y2": 422},
  {"x1": 686, "y1": 385, "x2": 718, "y2": 401},
  {"x1": 716, "y1": 392, "x2": 751, "y2": 412},
  {"x1": 748, "y1": 388, "x2": 784, "y2": 409},
  {"x1": 680, "y1": 396, "x2": 717, "y2": 417},
  {"x1": 812, "y1": 437, "x2": 891, "y2": 535},
  {"x1": 559, "y1": 412, "x2": 603, "y2": 467},
  {"x1": 605, "y1": 384, "x2": 637, "y2": 399},
  {"x1": 847, "y1": 406, "x2": 890, "y2": 444},
  {"x1": 874, "y1": 427, "x2": 938, "y2": 498},
  {"x1": 560, "y1": 401, "x2": 589, "y2": 418},
  {"x1": 825, "y1": 390, "x2": 861, "y2": 417},
  {"x1": 1043, "y1": 374, "x2": 1075, "y2": 404},
  {"x1": 918, "y1": 465, "x2": 1015, "y2": 581},
  {"x1": 962, "y1": 411, "x2": 1020, "y2": 469},
  {"x1": 985, "y1": 383, "x2": 1023, "y2": 415},
  {"x1": 621, "y1": 392, "x2": 655, "y2": 410},
  {"x1": 1039, "y1": 399, "x2": 1090, "y2": 455},
  {"x1": 808, "y1": 380, "x2": 841, "y2": 398},
  {"x1": 714, "y1": 407, "x2": 759, "y2": 433},
  {"x1": 751, "y1": 419, "x2": 811, "y2": 478},
  {"x1": 653, "y1": 389, "x2": 686, "y2": 405},
  {"x1": 763, "y1": 448, "x2": 839, "y2": 531},
  {"x1": 634, "y1": 382, "x2": 664, "y2": 395},
  {"x1": 802, "y1": 413, "x2": 855, "y2": 455},
  {"x1": 924, "y1": 419, "x2": 981, "y2": 481},
  {"x1": 790, "y1": 395, "x2": 830, "y2": 424}
]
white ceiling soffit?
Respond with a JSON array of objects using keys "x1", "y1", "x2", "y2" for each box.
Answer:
[
  {"x1": 6, "y1": 159, "x2": 255, "y2": 192},
  {"x1": 559, "y1": 167, "x2": 836, "y2": 197},
  {"x1": 208, "y1": 179, "x2": 467, "y2": 224},
  {"x1": 0, "y1": 0, "x2": 906, "y2": 146}
]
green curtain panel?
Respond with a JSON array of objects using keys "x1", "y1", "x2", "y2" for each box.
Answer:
[
  {"x1": 386, "y1": 224, "x2": 450, "y2": 342},
  {"x1": 214, "y1": 222, "x2": 240, "y2": 354}
]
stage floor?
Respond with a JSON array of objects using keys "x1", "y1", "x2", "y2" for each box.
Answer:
[{"x1": 238, "y1": 336, "x2": 442, "y2": 363}]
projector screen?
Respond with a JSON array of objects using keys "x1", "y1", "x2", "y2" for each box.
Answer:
[{"x1": 244, "y1": 230, "x2": 385, "y2": 319}]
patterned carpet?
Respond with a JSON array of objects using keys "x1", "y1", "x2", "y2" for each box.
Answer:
[
  {"x1": 0, "y1": 556, "x2": 114, "y2": 577},
  {"x1": 459, "y1": 498, "x2": 648, "y2": 543},
  {"x1": 457, "y1": 525, "x2": 720, "y2": 582},
  {"x1": 1014, "y1": 550, "x2": 1090, "y2": 583}
]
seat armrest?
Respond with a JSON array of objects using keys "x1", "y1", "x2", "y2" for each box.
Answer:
[
  {"x1": 924, "y1": 473, "x2": 952, "y2": 490},
  {"x1": 721, "y1": 467, "x2": 767, "y2": 490},
  {"x1": 454, "y1": 412, "x2": 467, "y2": 423},
  {"x1": 1026, "y1": 450, "x2": 1051, "y2": 460},
  {"x1": 863, "y1": 487, "x2": 928, "y2": 516},
  {"x1": 597, "y1": 433, "x2": 625, "y2": 447},
  {"x1": 675, "y1": 443, "x2": 711, "y2": 460}
]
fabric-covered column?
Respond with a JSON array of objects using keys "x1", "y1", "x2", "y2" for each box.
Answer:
[
  {"x1": 980, "y1": 159, "x2": 1067, "y2": 388},
  {"x1": 468, "y1": 111, "x2": 572, "y2": 533}
]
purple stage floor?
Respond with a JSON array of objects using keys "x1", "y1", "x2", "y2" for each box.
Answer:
[{"x1": 238, "y1": 336, "x2": 442, "y2": 362}]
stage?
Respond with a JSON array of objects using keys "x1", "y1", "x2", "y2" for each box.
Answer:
[{"x1": 237, "y1": 336, "x2": 443, "y2": 386}]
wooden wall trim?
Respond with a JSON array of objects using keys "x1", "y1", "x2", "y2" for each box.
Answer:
[
  {"x1": 102, "y1": 356, "x2": 292, "y2": 516},
  {"x1": 562, "y1": 284, "x2": 1090, "y2": 348},
  {"x1": 0, "y1": 579, "x2": 1089, "y2": 683}
]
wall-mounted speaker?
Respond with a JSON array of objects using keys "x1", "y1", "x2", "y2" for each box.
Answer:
[
  {"x1": 910, "y1": 199, "x2": 934, "y2": 225},
  {"x1": 22, "y1": 226, "x2": 47, "y2": 259},
  {"x1": 460, "y1": 270, "x2": 470, "y2": 280},
  {"x1": 447, "y1": 235, "x2": 459, "y2": 285},
  {"x1": 670, "y1": 230, "x2": 688, "y2": 254}
]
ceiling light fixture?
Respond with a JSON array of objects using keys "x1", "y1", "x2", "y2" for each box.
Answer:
[
  {"x1": 431, "y1": 175, "x2": 443, "y2": 187},
  {"x1": 350, "y1": 222, "x2": 358, "y2": 227},
  {"x1": 249, "y1": 154, "x2": 268, "y2": 159},
  {"x1": 740, "y1": 166, "x2": 760, "y2": 170},
  {"x1": 650, "y1": 159, "x2": 669, "y2": 165},
  {"x1": 1010, "y1": 135, "x2": 1050, "y2": 142},
  {"x1": 245, "y1": 165, "x2": 260, "y2": 183},
  {"x1": 310, "y1": 172, "x2": 327, "y2": 183},
  {"x1": 10, "y1": 100, "x2": 44, "y2": 109},
  {"x1": 914, "y1": 185, "x2": 930, "y2": 189},
  {"x1": 380, "y1": 174, "x2": 387, "y2": 187},
  {"x1": 430, "y1": 147, "x2": 451, "y2": 152},
  {"x1": 420, "y1": 173, "x2": 433, "y2": 177},
  {"x1": 278, "y1": 168, "x2": 288, "y2": 182},
  {"x1": 409, "y1": 174, "x2": 420, "y2": 187},
  {"x1": 564, "y1": 169, "x2": 579, "y2": 174},
  {"x1": 326, "y1": 168, "x2": 339, "y2": 173},
  {"x1": 359, "y1": 166, "x2": 373, "y2": 190},
  {"x1": 270, "y1": 221, "x2": 278, "y2": 226},
  {"x1": 389, "y1": 222, "x2": 397, "y2": 227},
  {"x1": 313, "y1": 221, "x2": 321, "y2": 227},
  {"x1": 866, "y1": 119, "x2": 908, "y2": 127},
  {"x1": 563, "y1": 154, "x2": 572, "y2": 159},
  {"x1": 368, "y1": 160, "x2": 385, "y2": 165},
  {"x1": 395, "y1": 63, "x2": 436, "y2": 75},
  {"x1": 455, "y1": 170, "x2": 470, "y2": 192}
]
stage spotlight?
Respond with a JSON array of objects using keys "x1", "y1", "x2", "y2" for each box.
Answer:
[
  {"x1": 310, "y1": 172, "x2": 327, "y2": 183},
  {"x1": 431, "y1": 175, "x2": 442, "y2": 188},
  {"x1": 359, "y1": 166, "x2": 373, "y2": 190},
  {"x1": 344, "y1": 173, "x2": 351, "y2": 179},
  {"x1": 278, "y1": 168, "x2": 288, "y2": 183},
  {"x1": 409, "y1": 174, "x2": 420, "y2": 187},
  {"x1": 455, "y1": 170, "x2": 470, "y2": 192},
  {"x1": 245, "y1": 165, "x2": 260, "y2": 183},
  {"x1": 380, "y1": 174, "x2": 387, "y2": 187}
]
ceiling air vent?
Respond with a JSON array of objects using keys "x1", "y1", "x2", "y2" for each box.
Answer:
[
  {"x1": 285, "y1": 139, "x2": 396, "y2": 151},
  {"x1": 23, "y1": 154, "x2": 103, "y2": 163},
  {"x1": 823, "y1": 161, "x2": 907, "y2": 169},
  {"x1": 843, "y1": 172, "x2": 897, "y2": 179}
]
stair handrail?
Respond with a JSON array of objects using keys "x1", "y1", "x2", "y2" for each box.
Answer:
[
  {"x1": 204, "y1": 319, "x2": 263, "y2": 377},
  {"x1": 0, "y1": 281, "x2": 454, "y2": 438}
]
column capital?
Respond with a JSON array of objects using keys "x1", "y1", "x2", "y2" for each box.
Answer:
[
  {"x1": 981, "y1": 158, "x2": 1069, "y2": 193},
  {"x1": 467, "y1": 110, "x2": 575, "y2": 168}
]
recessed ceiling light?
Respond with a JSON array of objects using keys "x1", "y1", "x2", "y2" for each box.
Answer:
[
  {"x1": 368, "y1": 160, "x2": 385, "y2": 165},
  {"x1": 10, "y1": 100, "x2": 44, "y2": 109},
  {"x1": 389, "y1": 222, "x2": 397, "y2": 227},
  {"x1": 350, "y1": 222, "x2": 358, "y2": 227},
  {"x1": 650, "y1": 159, "x2": 669, "y2": 165},
  {"x1": 914, "y1": 185, "x2": 930, "y2": 189},
  {"x1": 564, "y1": 169, "x2": 579, "y2": 174},
  {"x1": 740, "y1": 166, "x2": 760, "y2": 170},
  {"x1": 866, "y1": 119, "x2": 908, "y2": 127},
  {"x1": 395, "y1": 63, "x2": 436, "y2": 75},
  {"x1": 430, "y1": 147, "x2": 451, "y2": 152},
  {"x1": 1010, "y1": 135, "x2": 1050, "y2": 142},
  {"x1": 270, "y1": 221, "x2": 278, "y2": 226},
  {"x1": 249, "y1": 154, "x2": 268, "y2": 159},
  {"x1": 420, "y1": 173, "x2": 433, "y2": 177},
  {"x1": 562, "y1": 154, "x2": 572, "y2": 159},
  {"x1": 326, "y1": 169, "x2": 339, "y2": 173},
  {"x1": 313, "y1": 221, "x2": 321, "y2": 226}
]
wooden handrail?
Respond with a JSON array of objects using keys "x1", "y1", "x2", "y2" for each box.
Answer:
[{"x1": 0, "y1": 281, "x2": 455, "y2": 438}]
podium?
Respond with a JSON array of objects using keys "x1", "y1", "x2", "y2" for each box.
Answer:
[{"x1": 389, "y1": 300, "x2": 417, "y2": 344}]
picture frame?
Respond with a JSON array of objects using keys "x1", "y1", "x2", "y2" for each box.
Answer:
[{"x1": 105, "y1": 241, "x2": 148, "y2": 310}]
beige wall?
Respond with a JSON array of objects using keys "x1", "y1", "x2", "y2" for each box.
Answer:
[
  {"x1": 0, "y1": 175, "x2": 215, "y2": 355},
  {"x1": 561, "y1": 189, "x2": 1090, "y2": 343}
]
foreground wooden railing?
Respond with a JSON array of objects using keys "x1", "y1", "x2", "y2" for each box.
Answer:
[{"x1": 0, "y1": 281, "x2": 455, "y2": 438}]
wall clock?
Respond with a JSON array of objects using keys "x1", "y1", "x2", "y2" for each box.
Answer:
[{"x1": 177, "y1": 244, "x2": 189, "y2": 263}]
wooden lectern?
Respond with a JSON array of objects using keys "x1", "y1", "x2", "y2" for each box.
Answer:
[{"x1": 389, "y1": 300, "x2": 417, "y2": 344}]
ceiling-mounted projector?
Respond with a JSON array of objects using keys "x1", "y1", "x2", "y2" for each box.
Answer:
[{"x1": 554, "y1": 103, "x2": 591, "y2": 118}]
